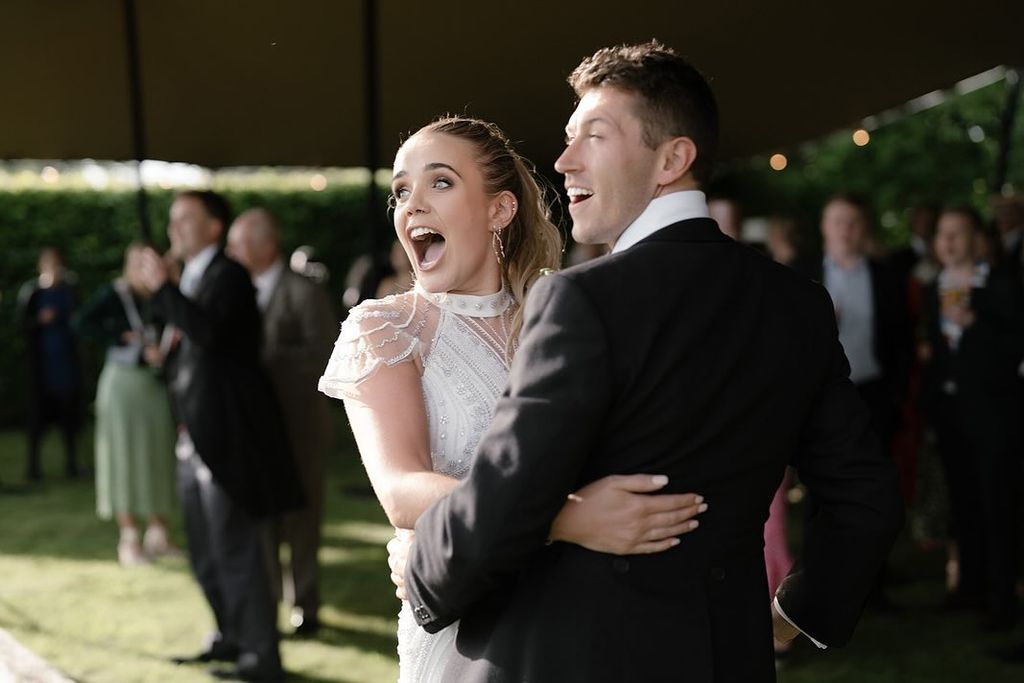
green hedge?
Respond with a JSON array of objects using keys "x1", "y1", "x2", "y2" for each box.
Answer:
[{"x1": 0, "y1": 186, "x2": 385, "y2": 427}]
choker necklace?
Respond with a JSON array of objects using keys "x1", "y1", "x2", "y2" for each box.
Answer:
[{"x1": 414, "y1": 283, "x2": 512, "y2": 318}]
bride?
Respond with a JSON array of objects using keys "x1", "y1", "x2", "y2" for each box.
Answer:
[{"x1": 319, "y1": 117, "x2": 706, "y2": 682}]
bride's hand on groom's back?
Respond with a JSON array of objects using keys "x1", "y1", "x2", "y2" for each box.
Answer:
[
  {"x1": 548, "y1": 475, "x2": 706, "y2": 555},
  {"x1": 388, "y1": 531, "x2": 414, "y2": 601}
]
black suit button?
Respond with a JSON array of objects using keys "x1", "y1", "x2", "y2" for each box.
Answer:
[
  {"x1": 612, "y1": 558, "x2": 630, "y2": 574},
  {"x1": 710, "y1": 566, "x2": 726, "y2": 581},
  {"x1": 414, "y1": 605, "x2": 431, "y2": 621}
]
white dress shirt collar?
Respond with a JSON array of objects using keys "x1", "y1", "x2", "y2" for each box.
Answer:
[
  {"x1": 254, "y1": 259, "x2": 286, "y2": 312},
  {"x1": 611, "y1": 190, "x2": 710, "y2": 254},
  {"x1": 180, "y1": 244, "x2": 219, "y2": 299}
]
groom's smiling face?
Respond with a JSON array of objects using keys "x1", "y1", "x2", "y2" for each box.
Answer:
[{"x1": 555, "y1": 86, "x2": 662, "y2": 248}]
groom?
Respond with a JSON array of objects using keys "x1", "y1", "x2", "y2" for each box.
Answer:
[{"x1": 402, "y1": 41, "x2": 904, "y2": 682}]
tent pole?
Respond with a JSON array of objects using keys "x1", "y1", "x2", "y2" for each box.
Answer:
[
  {"x1": 994, "y1": 67, "x2": 1022, "y2": 194},
  {"x1": 364, "y1": 0, "x2": 383, "y2": 259},
  {"x1": 123, "y1": 0, "x2": 151, "y2": 241}
]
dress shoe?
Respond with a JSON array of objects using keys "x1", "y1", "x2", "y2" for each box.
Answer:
[
  {"x1": 171, "y1": 641, "x2": 239, "y2": 665},
  {"x1": 210, "y1": 653, "x2": 284, "y2": 682},
  {"x1": 292, "y1": 618, "x2": 320, "y2": 639}
]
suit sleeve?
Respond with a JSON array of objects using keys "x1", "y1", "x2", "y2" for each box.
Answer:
[
  {"x1": 405, "y1": 273, "x2": 612, "y2": 633},
  {"x1": 151, "y1": 263, "x2": 254, "y2": 350},
  {"x1": 776, "y1": 286, "x2": 904, "y2": 647}
]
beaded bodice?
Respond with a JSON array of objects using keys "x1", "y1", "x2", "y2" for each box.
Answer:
[{"x1": 318, "y1": 285, "x2": 516, "y2": 479}]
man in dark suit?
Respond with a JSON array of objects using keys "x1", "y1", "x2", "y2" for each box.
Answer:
[
  {"x1": 399, "y1": 41, "x2": 904, "y2": 682},
  {"x1": 227, "y1": 208, "x2": 337, "y2": 637},
  {"x1": 805, "y1": 194, "x2": 914, "y2": 474},
  {"x1": 139, "y1": 191, "x2": 303, "y2": 682}
]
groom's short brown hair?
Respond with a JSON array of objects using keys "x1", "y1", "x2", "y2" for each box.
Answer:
[{"x1": 568, "y1": 40, "x2": 719, "y2": 186}]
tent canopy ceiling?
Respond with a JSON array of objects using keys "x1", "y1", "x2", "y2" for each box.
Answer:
[{"x1": 4, "y1": 1, "x2": 1023, "y2": 171}]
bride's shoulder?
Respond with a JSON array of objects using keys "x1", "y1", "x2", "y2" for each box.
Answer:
[
  {"x1": 343, "y1": 290, "x2": 425, "y2": 332},
  {"x1": 320, "y1": 291, "x2": 429, "y2": 395}
]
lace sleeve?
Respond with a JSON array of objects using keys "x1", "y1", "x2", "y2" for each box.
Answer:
[{"x1": 318, "y1": 293, "x2": 429, "y2": 399}]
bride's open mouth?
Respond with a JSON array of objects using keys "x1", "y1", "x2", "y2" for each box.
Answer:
[{"x1": 409, "y1": 226, "x2": 446, "y2": 271}]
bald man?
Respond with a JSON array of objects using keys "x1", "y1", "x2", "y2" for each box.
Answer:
[{"x1": 227, "y1": 208, "x2": 337, "y2": 636}]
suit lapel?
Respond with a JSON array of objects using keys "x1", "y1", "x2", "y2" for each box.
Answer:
[{"x1": 194, "y1": 250, "x2": 225, "y2": 299}]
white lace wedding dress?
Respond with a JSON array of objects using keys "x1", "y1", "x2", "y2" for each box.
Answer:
[{"x1": 318, "y1": 283, "x2": 516, "y2": 683}]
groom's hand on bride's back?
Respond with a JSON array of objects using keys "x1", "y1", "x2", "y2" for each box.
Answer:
[{"x1": 549, "y1": 475, "x2": 707, "y2": 555}]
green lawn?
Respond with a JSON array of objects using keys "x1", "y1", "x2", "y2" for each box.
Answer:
[{"x1": 1, "y1": 423, "x2": 1022, "y2": 682}]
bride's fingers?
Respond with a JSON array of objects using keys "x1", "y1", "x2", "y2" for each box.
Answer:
[
  {"x1": 646, "y1": 502, "x2": 709, "y2": 529},
  {"x1": 641, "y1": 493, "x2": 704, "y2": 515},
  {"x1": 643, "y1": 520, "x2": 699, "y2": 542}
]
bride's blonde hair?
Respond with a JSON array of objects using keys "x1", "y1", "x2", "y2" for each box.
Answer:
[{"x1": 415, "y1": 116, "x2": 564, "y2": 347}]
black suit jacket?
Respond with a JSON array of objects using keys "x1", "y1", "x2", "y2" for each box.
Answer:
[
  {"x1": 153, "y1": 251, "x2": 304, "y2": 517},
  {"x1": 406, "y1": 219, "x2": 904, "y2": 682}
]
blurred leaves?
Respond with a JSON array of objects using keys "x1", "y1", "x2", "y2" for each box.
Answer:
[{"x1": 713, "y1": 78, "x2": 1024, "y2": 248}]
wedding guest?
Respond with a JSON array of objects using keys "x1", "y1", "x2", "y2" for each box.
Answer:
[
  {"x1": 803, "y1": 193, "x2": 913, "y2": 609},
  {"x1": 227, "y1": 208, "x2": 336, "y2": 637},
  {"x1": 708, "y1": 195, "x2": 742, "y2": 240},
  {"x1": 763, "y1": 214, "x2": 800, "y2": 665},
  {"x1": 889, "y1": 204, "x2": 941, "y2": 508},
  {"x1": 139, "y1": 190, "x2": 303, "y2": 682},
  {"x1": 17, "y1": 247, "x2": 82, "y2": 481},
  {"x1": 375, "y1": 240, "x2": 414, "y2": 298},
  {"x1": 889, "y1": 203, "x2": 939, "y2": 283},
  {"x1": 920, "y1": 206, "x2": 1024, "y2": 631},
  {"x1": 806, "y1": 194, "x2": 913, "y2": 457},
  {"x1": 764, "y1": 215, "x2": 803, "y2": 268},
  {"x1": 74, "y1": 244, "x2": 178, "y2": 566}
]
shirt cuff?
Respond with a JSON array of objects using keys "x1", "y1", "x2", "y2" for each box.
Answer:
[{"x1": 773, "y1": 596, "x2": 828, "y2": 649}]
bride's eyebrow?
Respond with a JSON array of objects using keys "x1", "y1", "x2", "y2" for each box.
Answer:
[{"x1": 424, "y1": 162, "x2": 462, "y2": 179}]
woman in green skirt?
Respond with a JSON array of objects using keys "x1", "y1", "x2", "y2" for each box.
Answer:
[{"x1": 75, "y1": 244, "x2": 178, "y2": 566}]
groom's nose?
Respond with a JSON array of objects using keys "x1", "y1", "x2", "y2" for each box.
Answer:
[{"x1": 554, "y1": 142, "x2": 579, "y2": 175}]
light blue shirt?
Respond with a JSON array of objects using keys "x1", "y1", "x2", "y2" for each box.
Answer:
[{"x1": 823, "y1": 256, "x2": 882, "y2": 385}]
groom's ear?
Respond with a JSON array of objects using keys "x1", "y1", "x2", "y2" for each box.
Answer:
[{"x1": 655, "y1": 136, "x2": 699, "y2": 187}]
